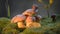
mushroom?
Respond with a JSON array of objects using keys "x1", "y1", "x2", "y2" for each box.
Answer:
[
  {"x1": 25, "y1": 16, "x2": 41, "y2": 28},
  {"x1": 11, "y1": 14, "x2": 26, "y2": 28}
]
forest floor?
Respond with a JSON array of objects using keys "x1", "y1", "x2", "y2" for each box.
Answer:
[{"x1": 0, "y1": 17, "x2": 60, "y2": 34}]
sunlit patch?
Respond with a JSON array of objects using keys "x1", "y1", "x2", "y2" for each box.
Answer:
[
  {"x1": 17, "y1": 22, "x2": 26, "y2": 28},
  {"x1": 49, "y1": 0, "x2": 54, "y2": 5},
  {"x1": 26, "y1": 22, "x2": 41, "y2": 28}
]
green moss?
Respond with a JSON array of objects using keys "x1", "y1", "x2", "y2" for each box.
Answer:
[{"x1": 0, "y1": 17, "x2": 60, "y2": 34}]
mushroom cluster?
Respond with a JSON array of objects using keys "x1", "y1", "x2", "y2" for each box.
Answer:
[{"x1": 11, "y1": 4, "x2": 42, "y2": 28}]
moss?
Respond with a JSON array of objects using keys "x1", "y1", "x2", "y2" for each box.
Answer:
[{"x1": 0, "y1": 17, "x2": 60, "y2": 34}]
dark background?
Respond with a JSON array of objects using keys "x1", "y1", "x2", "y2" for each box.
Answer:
[{"x1": 0, "y1": 0, "x2": 60, "y2": 18}]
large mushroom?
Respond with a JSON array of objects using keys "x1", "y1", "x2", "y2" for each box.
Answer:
[{"x1": 11, "y1": 14, "x2": 26, "y2": 28}]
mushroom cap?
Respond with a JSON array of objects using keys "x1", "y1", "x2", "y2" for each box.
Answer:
[
  {"x1": 32, "y1": 4, "x2": 38, "y2": 9},
  {"x1": 22, "y1": 9, "x2": 36, "y2": 16},
  {"x1": 26, "y1": 16, "x2": 36, "y2": 23},
  {"x1": 11, "y1": 14, "x2": 26, "y2": 23}
]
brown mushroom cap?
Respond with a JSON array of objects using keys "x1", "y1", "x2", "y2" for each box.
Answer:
[
  {"x1": 11, "y1": 14, "x2": 26, "y2": 23},
  {"x1": 22, "y1": 9, "x2": 36, "y2": 16}
]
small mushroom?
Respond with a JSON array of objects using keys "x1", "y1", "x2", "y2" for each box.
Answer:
[{"x1": 26, "y1": 16, "x2": 41, "y2": 28}]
